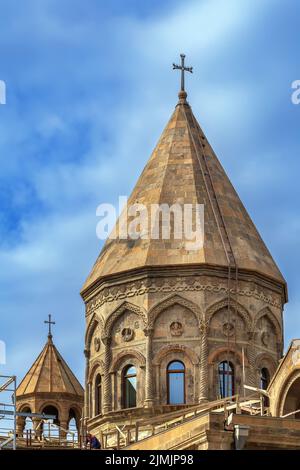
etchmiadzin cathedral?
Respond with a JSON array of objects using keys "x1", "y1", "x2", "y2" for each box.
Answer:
[{"x1": 15, "y1": 56, "x2": 300, "y2": 450}]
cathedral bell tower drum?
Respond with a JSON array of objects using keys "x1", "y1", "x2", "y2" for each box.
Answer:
[{"x1": 81, "y1": 55, "x2": 287, "y2": 435}]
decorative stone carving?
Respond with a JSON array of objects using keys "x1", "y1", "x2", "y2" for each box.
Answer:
[
  {"x1": 149, "y1": 294, "x2": 202, "y2": 329},
  {"x1": 86, "y1": 277, "x2": 282, "y2": 316},
  {"x1": 94, "y1": 337, "x2": 101, "y2": 352},
  {"x1": 144, "y1": 328, "x2": 154, "y2": 407},
  {"x1": 121, "y1": 328, "x2": 134, "y2": 342},
  {"x1": 261, "y1": 331, "x2": 270, "y2": 347},
  {"x1": 153, "y1": 343, "x2": 199, "y2": 366},
  {"x1": 85, "y1": 316, "x2": 104, "y2": 350},
  {"x1": 88, "y1": 359, "x2": 105, "y2": 382},
  {"x1": 199, "y1": 320, "x2": 209, "y2": 335},
  {"x1": 207, "y1": 299, "x2": 252, "y2": 332},
  {"x1": 103, "y1": 301, "x2": 147, "y2": 337},
  {"x1": 109, "y1": 349, "x2": 146, "y2": 373},
  {"x1": 170, "y1": 321, "x2": 183, "y2": 336},
  {"x1": 102, "y1": 336, "x2": 112, "y2": 414},
  {"x1": 254, "y1": 307, "x2": 282, "y2": 342},
  {"x1": 254, "y1": 313, "x2": 278, "y2": 350},
  {"x1": 222, "y1": 322, "x2": 235, "y2": 337},
  {"x1": 199, "y1": 321, "x2": 208, "y2": 402}
]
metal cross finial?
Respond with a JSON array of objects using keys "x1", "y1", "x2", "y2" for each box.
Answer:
[
  {"x1": 44, "y1": 314, "x2": 55, "y2": 338},
  {"x1": 173, "y1": 54, "x2": 193, "y2": 92}
]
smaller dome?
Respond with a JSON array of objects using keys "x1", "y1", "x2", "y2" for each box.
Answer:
[{"x1": 16, "y1": 335, "x2": 83, "y2": 398}]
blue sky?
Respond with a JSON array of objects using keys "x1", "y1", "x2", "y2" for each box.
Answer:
[{"x1": 0, "y1": 0, "x2": 299, "y2": 387}]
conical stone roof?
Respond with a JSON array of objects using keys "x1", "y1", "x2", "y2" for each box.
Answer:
[
  {"x1": 16, "y1": 335, "x2": 84, "y2": 398},
  {"x1": 82, "y1": 91, "x2": 286, "y2": 296}
]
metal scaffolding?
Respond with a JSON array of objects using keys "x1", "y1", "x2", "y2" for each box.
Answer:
[
  {"x1": 0, "y1": 375, "x2": 17, "y2": 450},
  {"x1": 0, "y1": 375, "x2": 81, "y2": 449}
]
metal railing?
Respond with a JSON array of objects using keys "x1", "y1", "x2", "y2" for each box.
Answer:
[
  {"x1": 101, "y1": 394, "x2": 255, "y2": 449},
  {"x1": 0, "y1": 375, "x2": 16, "y2": 450}
]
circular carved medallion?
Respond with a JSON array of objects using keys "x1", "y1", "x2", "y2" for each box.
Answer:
[
  {"x1": 170, "y1": 322, "x2": 183, "y2": 337},
  {"x1": 121, "y1": 328, "x2": 134, "y2": 342},
  {"x1": 222, "y1": 322, "x2": 235, "y2": 337}
]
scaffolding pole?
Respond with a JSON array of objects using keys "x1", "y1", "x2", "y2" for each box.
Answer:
[
  {"x1": 0, "y1": 375, "x2": 58, "y2": 450},
  {"x1": 0, "y1": 375, "x2": 17, "y2": 450}
]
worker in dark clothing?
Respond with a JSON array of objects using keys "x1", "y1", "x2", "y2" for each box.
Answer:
[{"x1": 86, "y1": 433, "x2": 101, "y2": 450}]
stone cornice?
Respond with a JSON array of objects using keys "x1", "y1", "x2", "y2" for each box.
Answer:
[
  {"x1": 81, "y1": 264, "x2": 287, "y2": 302},
  {"x1": 83, "y1": 266, "x2": 284, "y2": 317},
  {"x1": 16, "y1": 392, "x2": 84, "y2": 402}
]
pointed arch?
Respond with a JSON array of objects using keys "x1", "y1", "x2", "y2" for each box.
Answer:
[
  {"x1": 109, "y1": 350, "x2": 146, "y2": 373},
  {"x1": 276, "y1": 370, "x2": 300, "y2": 417},
  {"x1": 68, "y1": 404, "x2": 82, "y2": 417},
  {"x1": 39, "y1": 401, "x2": 62, "y2": 419},
  {"x1": 103, "y1": 301, "x2": 147, "y2": 338},
  {"x1": 152, "y1": 344, "x2": 199, "y2": 366},
  {"x1": 254, "y1": 352, "x2": 278, "y2": 372},
  {"x1": 148, "y1": 294, "x2": 203, "y2": 329},
  {"x1": 88, "y1": 360, "x2": 105, "y2": 383},
  {"x1": 208, "y1": 346, "x2": 249, "y2": 366},
  {"x1": 206, "y1": 297, "x2": 252, "y2": 331},
  {"x1": 85, "y1": 313, "x2": 104, "y2": 349},
  {"x1": 253, "y1": 307, "x2": 281, "y2": 340},
  {"x1": 67, "y1": 404, "x2": 82, "y2": 425},
  {"x1": 17, "y1": 403, "x2": 32, "y2": 413}
]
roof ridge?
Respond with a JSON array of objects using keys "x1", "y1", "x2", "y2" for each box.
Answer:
[
  {"x1": 17, "y1": 342, "x2": 48, "y2": 395},
  {"x1": 52, "y1": 343, "x2": 68, "y2": 393},
  {"x1": 36, "y1": 340, "x2": 51, "y2": 393},
  {"x1": 144, "y1": 105, "x2": 184, "y2": 265},
  {"x1": 184, "y1": 105, "x2": 235, "y2": 267},
  {"x1": 54, "y1": 344, "x2": 83, "y2": 394}
]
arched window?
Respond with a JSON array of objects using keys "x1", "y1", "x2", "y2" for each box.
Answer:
[
  {"x1": 260, "y1": 368, "x2": 270, "y2": 390},
  {"x1": 68, "y1": 408, "x2": 79, "y2": 441},
  {"x1": 282, "y1": 377, "x2": 300, "y2": 419},
  {"x1": 218, "y1": 361, "x2": 234, "y2": 398},
  {"x1": 95, "y1": 374, "x2": 102, "y2": 416},
  {"x1": 260, "y1": 368, "x2": 270, "y2": 407},
  {"x1": 41, "y1": 405, "x2": 59, "y2": 438},
  {"x1": 122, "y1": 365, "x2": 137, "y2": 409},
  {"x1": 21, "y1": 407, "x2": 33, "y2": 437},
  {"x1": 167, "y1": 361, "x2": 185, "y2": 405},
  {"x1": 42, "y1": 405, "x2": 59, "y2": 426}
]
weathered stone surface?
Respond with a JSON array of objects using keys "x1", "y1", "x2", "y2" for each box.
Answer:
[
  {"x1": 16, "y1": 335, "x2": 83, "y2": 437},
  {"x1": 82, "y1": 92, "x2": 287, "y2": 441},
  {"x1": 268, "y1": 339, "x2": 300, "y2": 418},
  {"x1": 82, "y1": 94, "x2": 286, "y2": 294}
]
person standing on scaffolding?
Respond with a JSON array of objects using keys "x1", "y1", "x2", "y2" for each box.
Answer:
[{"x1": 86, "y1": 433, "x2": 101, "y2": 450}]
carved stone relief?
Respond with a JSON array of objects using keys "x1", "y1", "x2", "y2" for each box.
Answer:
[
  {"x1": 170, "y1": 322, "x2": 183, "y2": 337},
  {"x1": 121, "y1": 328, "x2": 134, "y2": 342}
]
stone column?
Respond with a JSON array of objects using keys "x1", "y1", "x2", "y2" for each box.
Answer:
[
  {"x1": 144, "y1": 328, "x2": 155, "y2": 407},
  {"x1": 199, "y1": 320, "x2": 209, "y2": 402},
  {"x1": 246, "y1": 332, "x2": 257, "y2": 387},
  {"x1": 84, "y1": 349, "x2": 90, "y2": 419},
  {"x1": 59, "y1": 421, "x2": 68, "y2": 440},
  {"x1": 102, "y1": 336, "x2": 112, "y2": 414},
  {"x1": 16, "y1": 416, "x2": 25, "y2": 437},
  {"x1": 59, "y1": 407, "x2": 70, "y2": 441}
]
